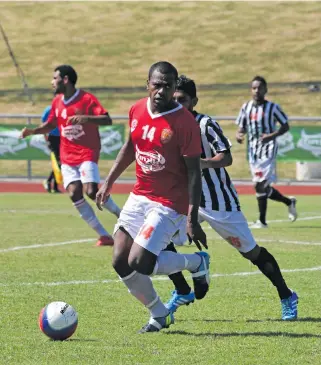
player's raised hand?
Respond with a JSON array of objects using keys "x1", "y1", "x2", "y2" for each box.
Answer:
[
  {"x1": 20, "y1": 127, "x2": 33, "y2": 139},
  {"x1": 67, "y1": 115, "x2": 88, "y2": 125},
  {"x1": 96, "y1": 181, "x2": 112, "y2": 211},
  {"x1": 187, "y1": 221, "x2": 208, "y2": 251}
]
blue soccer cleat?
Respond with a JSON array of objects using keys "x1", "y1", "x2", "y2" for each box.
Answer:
[
  {"x1": 138, "y1": 312, "x2": 174, "y2": 333},
  {"x1": 191, "y1": 251, "x2": 210, "y2": 300},
  {"x1": 165, "y1": 290, "x2": 195, "y2": 313},
  {"x1": 281, "y1": 290, "x2": 299, "y2": 321}
]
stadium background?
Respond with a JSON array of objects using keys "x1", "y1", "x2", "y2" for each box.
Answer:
[{"x1": 0, "y1": 1, "x2": 320, "y2": 181}]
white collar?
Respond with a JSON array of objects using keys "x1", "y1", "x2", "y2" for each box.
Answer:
[
  {"x1": 62, "y1": 89, "x2": 80, "y2": 105},
  {"x1": 147, "y1": 97, "x2": 182, "y2": 119}
]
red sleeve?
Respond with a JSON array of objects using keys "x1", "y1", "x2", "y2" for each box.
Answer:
[
  {"x1": 47, "y1": 98, "x2": 57, "y2": 125},
  {"x1": 176, "y1": 111, "x2": 202, "y2": 157},
  {"x1": 87, "y1": 94, "x2": 107, "y2": 116}
]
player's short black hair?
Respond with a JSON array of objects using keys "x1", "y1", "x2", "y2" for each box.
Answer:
[
  {"x1": 176, "y1": 75, "x2": 197, "y2": 99},
  {"x1": 252, "y1": 75, "x2": 267, "y2": 88},
  {"x1": 148, "y1": 61, "x2": 178, "y2": 81},
  {"x1": 55, "y1": 65, "x2": 78, "y2": 85}
]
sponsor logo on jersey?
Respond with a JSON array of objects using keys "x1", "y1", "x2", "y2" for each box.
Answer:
[
  {"x1": 61, "y1": 125, "x2": 85, "y2": 141},
  {"x1": 135, "y1": 145, "x2": 165, "y2": 173},
  {"x1": 160, "y1": 128, "x2": 173, "y2": 144}
]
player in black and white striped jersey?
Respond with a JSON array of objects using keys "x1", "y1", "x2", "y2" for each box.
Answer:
[
  {"x1": 163, "y1": 75, "x2": 298, "y2": 321},
  {"x1": 236, "y1": 76, "x2": 297, "y2": 229}
]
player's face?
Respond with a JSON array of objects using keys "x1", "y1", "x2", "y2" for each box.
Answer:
[
  {"x1": 251, "y1": 80, "x2": 267, "y2": 102},
  {"x1": 51, "y1": 71, "x2": 65, "y2": 94},
  {"x1": 147, "y1": 70, "x2": 177, "y2": 112},
  {"x1": 174, "y1": 90, "x2": 193, "y2": 112}
]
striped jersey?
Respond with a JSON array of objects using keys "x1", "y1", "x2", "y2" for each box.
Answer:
[
  {"x1": 236, "y1": 100, "x2": 288, "y2": 164},
  {"x1": 194, "y1": 111, "x2": 240, "y2": 212}
]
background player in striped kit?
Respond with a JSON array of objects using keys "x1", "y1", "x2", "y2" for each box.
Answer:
[
  {"x1": 235, "y1": 76, "x2": 297, "y2": 229},
  {"x1": 164, "y1": 75, "x2": 298, "y2": 321}
]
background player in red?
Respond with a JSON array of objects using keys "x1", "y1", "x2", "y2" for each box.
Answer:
[
  {"x1": 96, "y1": 61, "x2": 210, "y2": 333},
  {"x1": 20, "y1": 65, "x2": 121, "y2": 246}
]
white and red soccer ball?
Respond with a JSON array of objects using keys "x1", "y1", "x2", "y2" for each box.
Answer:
[{"x1": 38, "y1": 301, "x2": 78, "y2": 341}]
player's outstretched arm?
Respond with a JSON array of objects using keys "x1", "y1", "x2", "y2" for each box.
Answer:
[
  {"x1": 201, "y1": 150, "x2": 233, "y2": 169},
  {"x1": 20, "y1": 122, "x2": 57, "y2": 139},
  {"x1": 67, "y1": 114, "x2": 112, "y2": 126},
  {"x1": 96, "y1": 134, "x2": 135, "y2": 210},
  {"x1": 184, "y1": 155, "x2": 207, "y2": 250}
]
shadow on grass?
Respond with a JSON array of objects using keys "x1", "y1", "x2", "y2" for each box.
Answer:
[
  {"x1": 67, "y1": 338, "x2": 102, "y2": 342},
  {"x1": 164, "y1": 330, "x2": 321, "y2": 338},
  {"x1": 246, "y1": 317, "x2": 321, "y2": 323}
]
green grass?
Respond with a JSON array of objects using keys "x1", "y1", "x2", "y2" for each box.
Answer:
[
  {"x1": 1, "y1": 2, "x2": 321, "y2": 179},
  {"x1": 0, "y1": 193, "x2": 321, "y2": 365}
]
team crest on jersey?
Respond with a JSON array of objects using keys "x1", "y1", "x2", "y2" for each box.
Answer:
[
  {"x1": 160, "y1": 128, "x2": 173, "y2": 144},
  {"x1": 135, "y1": 145, "x2": 165, "y2": 173},
  {"x1": 131, "y1": 119, "x2": 138, "y2": 132}
]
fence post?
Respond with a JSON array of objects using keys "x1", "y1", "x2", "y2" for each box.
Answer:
[{"x1": 27, "y1": 117, "x2": 32, "y2": 180}]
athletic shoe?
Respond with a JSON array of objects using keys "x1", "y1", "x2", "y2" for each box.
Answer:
[
  {"x1": 288, "y1": 197, "x2": 298, "y2": 222},
  {"x1": 42, "y1": 179, "x2": 51, "y2": 193},
  {"x1": 250, "y1": 220, "x2": 268, "y2": 229},
  {"x1": 191, "y1": 251, "x2": 210, "y2": 300},
  {"x1": 165, "y1": 290, "x2": 195, "y2": 313},
  {"x1": 281, "y1": 290, "x2": 299, "y2": 321},
  {"x1": 96, "y1": 236, "x2": 114, "y2": 246},
  {"x1": 138, "y1": 312, "x2": 174, "y2": 333}
]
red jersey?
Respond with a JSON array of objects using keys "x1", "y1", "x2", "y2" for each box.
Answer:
[
  {"x1": 47, "y1": 89, "x2": 107, "y2": 165},
  {"x1": 129, "y1": 97, "x2": 202, "y2": 215}
]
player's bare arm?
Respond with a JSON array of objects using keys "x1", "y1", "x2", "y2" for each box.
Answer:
[
  {"x1": 236, "y1": 127, "x2": 246, "y2": 144},
  {"x1": 201, "y1": 150, "x2": 233, "y2": 169},
  {"x1": 260, "y1": 122, "x2": 289, "y2": 144},
  {"x1": 20, "y1": 121, "x2": 57, "y2": 139},
  {"x1": 184, "y1": 155, "x2": 207, "y2": 250},
  {"x1": 67, "y1": 113, "x2": 112, "y2": 126},
  {"x1": 96, "y1": 134, "x2": 135, "y2": 210}
]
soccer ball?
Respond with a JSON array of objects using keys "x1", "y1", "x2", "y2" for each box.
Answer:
[{"x1": 38, "y1": 301, "x2": 78, "y2": 341}]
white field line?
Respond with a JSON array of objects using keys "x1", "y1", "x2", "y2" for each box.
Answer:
[
  {"x1": 0, "y1": 266, "x2": 320, "y2": 288},
  {"x1": 258, "y1": 238, "x2": 321, "y2": 246},
  {"x1": 0, "y1": 238, "x2": 96, "y2": 253}
]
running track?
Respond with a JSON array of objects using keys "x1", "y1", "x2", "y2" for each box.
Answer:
[{"x1": 0, "y1": 181, "x2": 320, "y2": 195}]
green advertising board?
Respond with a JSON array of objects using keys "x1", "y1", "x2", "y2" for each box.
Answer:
[
  {"x1": 0, "y1": 124, "x2": 124, "y2": 160},
  {"x1": 277, "y1": 126, "x2": 321, "y2": 161}
]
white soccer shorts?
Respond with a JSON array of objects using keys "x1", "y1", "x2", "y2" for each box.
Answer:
[
  {"x1": 250, "y1": 158, "x2": 277, "y2": 184},
  {"x1": 172, "y1": 208, "x2": 257, "y2": 253},
  {"x1": 61, "y1": 161, "x2": 100, "y2": 189},
  {"x1": 114, "y1": 193, "x2": 186, "y2": 256}
]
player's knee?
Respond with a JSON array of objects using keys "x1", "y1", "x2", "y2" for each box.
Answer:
[
  {"x1": 85, "y1": 186, "x2": 98, "y2": 201},
  {"x1": 67, "y1": 184, "x2": 83, "y2": 202},
  {"x1": 128, "y1": 255, "x2": 154, "y2": 276},
  {"x1": 255, "y1": 181, "x2": 271, "y2": 197},
  {"x1": 241, "y1": 245, "x2": 261, "y2": 261}
]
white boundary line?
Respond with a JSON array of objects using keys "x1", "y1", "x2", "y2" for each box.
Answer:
[
  {"x1": 0, "y1": 266, "x2": 320, "y2": 287},
  {"x1": 0, "y1": 238, "x2": 96, "y2": 253}
]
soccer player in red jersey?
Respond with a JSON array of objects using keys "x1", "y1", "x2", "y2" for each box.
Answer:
[
  {"x1": 96, "y1": 62, "x2": 210, "y2": 333},
  {"x1": 20, "y1": 65, "x2": 121, "y2": 246}
]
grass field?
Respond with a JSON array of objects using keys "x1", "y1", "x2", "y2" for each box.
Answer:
[
  {"x1": 1, "y1": 193, "x2": 320, "y2": 365},
  {"x1": 1, "y1": 2, "x2": 321, "y2": 180}
]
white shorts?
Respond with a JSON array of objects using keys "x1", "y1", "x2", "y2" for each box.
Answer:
[
  {"x1": 250, "y1": 159, "x2": 276, "y2": 184},
  {"x1": 61, "y1": 161, "x2": 100, "y2": 189},
  {"x1": 172, "y1": 208, "x2": 256, "y2": 253},
  {"x1": 114, "y1": 193, "x2": 186, "y2": 256}
]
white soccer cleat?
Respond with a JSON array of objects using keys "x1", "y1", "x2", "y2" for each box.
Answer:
[
  {"x1": 288, "y1": 197, "x2": 298, "y2": 222},
  {"x1": 250, "y1": 220, "x2": 268, "y2": 229}
]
